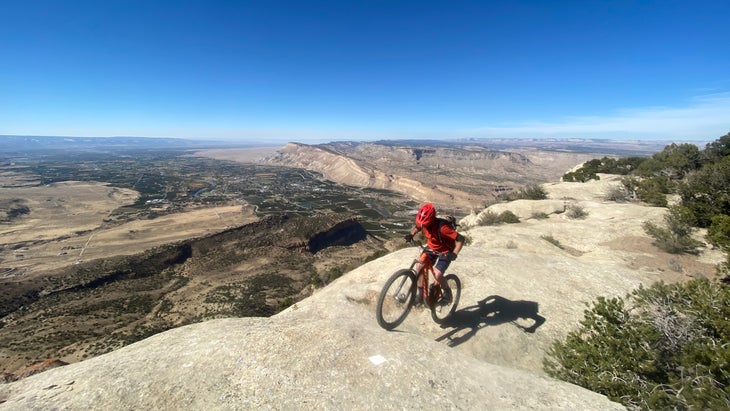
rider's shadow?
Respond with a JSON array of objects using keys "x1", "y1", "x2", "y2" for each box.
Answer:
[{"x1": 436, "y1": 295, "x2": 546, "y2": 347}]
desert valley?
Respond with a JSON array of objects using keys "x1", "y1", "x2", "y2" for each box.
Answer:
[{"x1": 0, "y1": 136, "x2": 725, "y2": 409}]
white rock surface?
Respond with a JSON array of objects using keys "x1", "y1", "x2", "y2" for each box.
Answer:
[{"x1": 1, "y1": 175, "x2": 722, "y2": 410}]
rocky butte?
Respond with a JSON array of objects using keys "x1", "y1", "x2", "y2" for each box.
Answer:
[
  {"x1": 0, "y1": 174, "x2": 722, "y2": 409},
  {"x1": 259, "y1": 141, "x2": 605, "y2": 211}
]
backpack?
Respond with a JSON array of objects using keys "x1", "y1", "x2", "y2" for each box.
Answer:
[
  {"x1": 437, "y1": 215, "x2": 458, "y2": 230},
  {"x1": 435, "y1": 215, "x2": 459, "y2": 248}
]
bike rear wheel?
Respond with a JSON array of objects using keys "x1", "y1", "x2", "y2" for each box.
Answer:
[
  {"x1": 430, "y1": 274, "x2": 461, "y2": 324},
  {"x1": 376, "y1": 269, "x2": 416, "y2": 330}
]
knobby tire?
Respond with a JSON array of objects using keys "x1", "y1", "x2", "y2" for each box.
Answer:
[{"x1": 376, "y1": 269, "x2": 416, "y2": 330}]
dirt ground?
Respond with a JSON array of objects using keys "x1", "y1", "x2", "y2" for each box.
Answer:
[
  {"x1": 602, "y1": 235, "x2": 721, "y2": 283},
  {"x1": 0, "y1": 181, "x2": 257, "y2": 276},
  {"x1": 192, "y1": 147, "x2": 279, "y2": 163}
]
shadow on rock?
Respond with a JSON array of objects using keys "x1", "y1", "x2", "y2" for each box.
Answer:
[{"x1": 436, "y1": 295, "x2": 546, "y2": 347}]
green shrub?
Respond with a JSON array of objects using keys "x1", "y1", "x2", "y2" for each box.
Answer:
[
  {"x1": 499, "y1": 210, "x2": 520, "y2": 224},
  {"x1": 605, "y1": 184, "x2": 631, "y2": 202},
  {"x1": 562, "y1": 169, "x2": 599, "y2": 182},
  {"x1": 531, "y1": 212, "x2": 550, "y2": 219},
  {"x1": 477, "y1": 210, "x2": 520, "y2": 226},
  {"x1": 540, "y1": 235, "x2": 563, "y2": 249},
  {"x1": 637, "y1": 177, "x2": 671, "y2": 207},
  {"x1": 707, "y1": 214, "x2": 730, "y2": 251},
  {"x1": 706, "y1": 214, "x2": 730, "y2": 277},
  {"x1": 521, "y1": 184, "x2": 548, "y2": 200},
  {"x1": 503, "y1": 184, "x2": 548, "y2": 201},
  {"x1": 566, "y1": 204, "x2": 588, "y2": 219},
  {"x1": 717, "y1": 255, "x2": 730, "y2": 279},
  {"x1": 563, "y1": 157, "x2": 647, "y2": 181},
  {"x1": 639, "y1": 143, "x2": 702, "y2": 179},
  {"x1": 619, "y1": 177, "x2": 670, "y2": 207},
  {"x1": 477, "y1": 211, "x2": 501, "y2": 226},
  {"x1": 679, "y1": 155, "x2": 730, "y2": 227},
  {"x1": 613, "y1": 177, "x2": 675, "y2": 207},
  {"x1": 643, "y1": 206, "x2": 703, "y2": 254},
  {"x1": 545, "y1": 279, "x2": 730, "y2": 410},
  {"x1": 702, "y1": 132, "x2": 730, "y2": 163}
]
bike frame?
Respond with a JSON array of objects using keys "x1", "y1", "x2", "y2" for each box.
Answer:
[{"x1": 409, "y1": 247, "x2": 442, "y2": 306}]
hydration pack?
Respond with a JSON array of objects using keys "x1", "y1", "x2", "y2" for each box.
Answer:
[
  {"x1": 437, "y1": 215, "x2": 458, "y2": 230},
  {"x1": 436, "y1": 215, "x2": 458, "y2": 249}
]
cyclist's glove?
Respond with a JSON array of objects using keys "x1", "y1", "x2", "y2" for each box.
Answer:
[
  {"x1": 446, "y1": 252, "x2": 458, "y2": 261},
  {"x1": 404, "y1": 233, "x2": 414, "y2": 243}
]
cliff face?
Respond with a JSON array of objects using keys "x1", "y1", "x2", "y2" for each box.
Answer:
[
  {"x1": 265, "y1": 142, "x2": 597, "y2": 210},
  {"x1": 307, "y1": 218, "x2": 367, "y2": 253},
  {"x1": 269, "y1": 143, "x2": 450, "y2": 204},
  {"x1": 2, "y1": 175, "x2": 723, "y2": 409}
]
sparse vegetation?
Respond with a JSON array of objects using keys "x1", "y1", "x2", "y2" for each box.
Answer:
[
  {"x1": 498, "y1": 210, "x2": 520, "y2": 224},
  {"x1": 678, "y1": 155, "x2": 730, "y2": 227},
  {"x1": 562, "y1": 157, "x2": 645, "y2": 182},
  {"x1": 638, "y1": 142, "x2": 702, "y2": 179},
  {"x1": 566, "y1": 142, "x2": 711, "y2": 207},
  {"x1": 476, "y1": 210, "x2": 521, "y2": 226},
  {"x1": 545, "y1": 279, "x2": 730, "y2": 410},
  {"x1": 501, "y1": 184, "x2": 548, "y2": 201},
  {"x1": 540, "y1": 235, "x2": 563, "y2": 249},
  {"x1": 643, "y1": 205, "x2": 703, "y2": 254},
  {"x1": 477, "y1": 211, "x2": 502, "y2": 226},
  {"x1": 0, "y1": 199, "x2": 31, "y2": 222},
  {"x1": 565, "y1": 204, "x2": 588, "y2": 219},
  {"x1": 547, "y1": 132, "x2": 730, "y2": 408},
  {"x1": 0, "y1": 212, "x2": 381, "y2": 374},
  {"x1": 604, "y1": 184, "x2": 631, "y2": 202},
  {"x1": 707, "y1": 214, "x2": 730, "y2": 255},
  {"x1": 569, "y1": 133, "x2": 730, "y2": 248},
  {"x1": 638, "y1": 177, "x2": 671, "y2": 207}
]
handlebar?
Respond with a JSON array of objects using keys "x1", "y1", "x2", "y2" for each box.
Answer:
[
  {"x1": 406, "y1": 240, "x2": 439, "y2": 257},
  {"x1": 406, "y1": 240, "x2": 457, "y2": 262}
]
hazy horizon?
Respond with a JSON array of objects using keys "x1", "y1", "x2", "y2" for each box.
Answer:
[{"x1": 0, "y1": 134, "x2": 715, "y2": 148}]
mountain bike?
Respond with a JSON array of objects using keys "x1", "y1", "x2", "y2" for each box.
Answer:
[{"x1": 376, "y1": 243, "x2": 461, "y2": 330}]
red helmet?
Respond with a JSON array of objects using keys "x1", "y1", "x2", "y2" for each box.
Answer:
[{"x1": 415, "y1": 203, "x2": 436, "y2": 227}]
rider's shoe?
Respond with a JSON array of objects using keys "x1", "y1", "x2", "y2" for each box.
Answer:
[
  {"x1": 440, "y1": 287, "x2": 453, "y2": 304},
  {"x1": 415, "y1": 287, "x2": 424, "y2": 305}
]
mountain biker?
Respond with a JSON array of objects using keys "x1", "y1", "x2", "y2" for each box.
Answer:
[{"x1": 404, "y1": 203, "x2": 464, "y2": 303}]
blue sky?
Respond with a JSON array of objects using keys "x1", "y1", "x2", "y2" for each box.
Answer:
[{"x1": 1, "y1": 0, "x2": 729, "y2": 143}]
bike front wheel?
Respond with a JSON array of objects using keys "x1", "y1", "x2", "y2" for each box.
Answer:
[
  {"x1": 430, "y1": 274, "x2": 461, "y2": 324},
  {"x1": 376, "y1": 269, "x2": 417, "y2": 330}
]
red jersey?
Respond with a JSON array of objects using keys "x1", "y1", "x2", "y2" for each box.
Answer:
[{"x1": 422, "y1": 221, "x2": 457, "y2": 253}]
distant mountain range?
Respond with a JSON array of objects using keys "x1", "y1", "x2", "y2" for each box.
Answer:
[
  {"x1": 0, "y1": 135, "x2": 246, "y2": 152},
  {"x1": 1, "y1": 134, "x2": 706, "y2": 155},
  {"x1": 374, "y1": 137, "x2": 705, "y2": 156}
]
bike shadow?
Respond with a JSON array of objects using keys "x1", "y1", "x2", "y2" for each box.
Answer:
[{"x1": 435, "y1": 295, "x2": 546, "y2": 347}]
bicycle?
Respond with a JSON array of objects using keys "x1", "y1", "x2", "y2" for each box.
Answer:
[{"x1": 376, "y1": 243, "x2": 461, "y2": 330}]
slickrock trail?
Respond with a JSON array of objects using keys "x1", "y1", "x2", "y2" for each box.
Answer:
[{"x1": 1, "y1": 175, "x2": 721, "y2": 410}]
